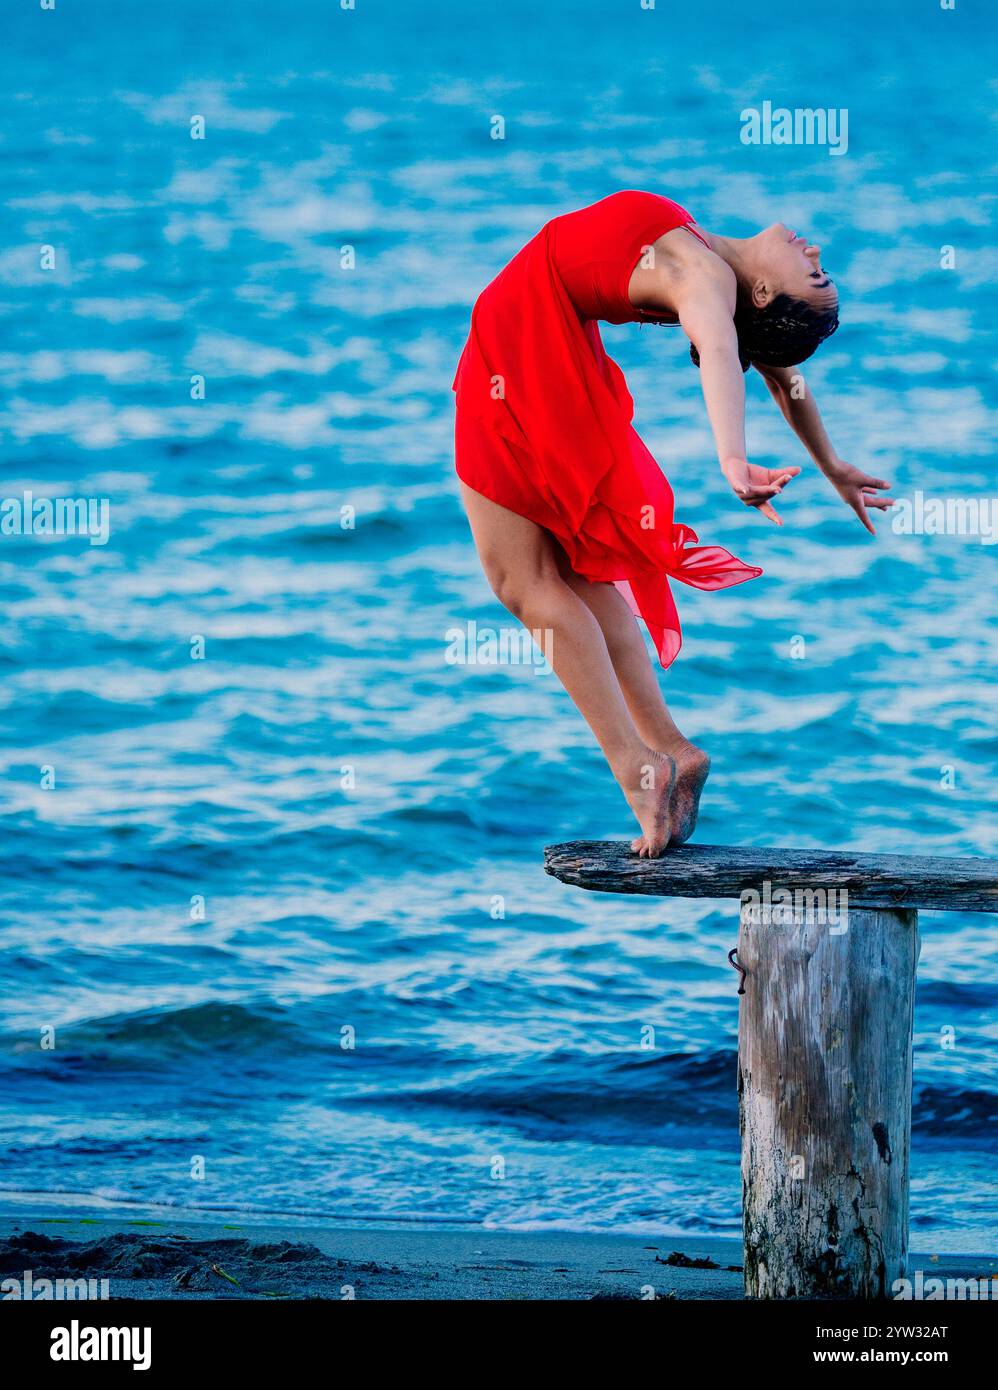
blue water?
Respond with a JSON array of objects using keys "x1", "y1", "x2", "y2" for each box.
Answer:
[{"x1": 1, "y1": 0, "x2": 996, "y2": 1248}]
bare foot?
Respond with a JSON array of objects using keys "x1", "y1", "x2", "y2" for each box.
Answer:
[
  {"x1": 667, "y1": 741, "x2": 711, "y2": 847},
  {"x1": 615, "y1": 749, "x2": 676, "y2": 858}
]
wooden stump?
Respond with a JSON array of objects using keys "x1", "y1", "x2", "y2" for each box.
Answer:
[
  {"x1": 737, "y1": 901, "x2": 920, "y2": 1299},
  {"x1": 544, "y1": 840, "x2": 996, "y2": 1299}
]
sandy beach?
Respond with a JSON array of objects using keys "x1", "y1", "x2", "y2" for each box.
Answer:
[{"x1": 1, "y1": 1212, "x2": 992, "y2": 1301}]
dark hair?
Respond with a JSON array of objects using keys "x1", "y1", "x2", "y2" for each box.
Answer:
[{"x1": 690, "y1": 293, "x2": 840, "y2": 373}]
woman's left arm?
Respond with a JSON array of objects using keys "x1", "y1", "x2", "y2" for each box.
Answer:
[{"x1": 754, "y1": 362, "x2": 895, "y2": 534}]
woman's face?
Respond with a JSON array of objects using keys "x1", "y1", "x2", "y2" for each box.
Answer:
[{"x1": 757, "y1": 222, "x2": 838, "y2": 309}]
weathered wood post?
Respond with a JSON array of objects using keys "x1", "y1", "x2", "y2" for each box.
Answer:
[
  {"x1": 544, "y1": 841, "x2": 998, "y2": 1300},
  {"x1": 737, "y1": 900, "x2": 918, "y2": 1298}
]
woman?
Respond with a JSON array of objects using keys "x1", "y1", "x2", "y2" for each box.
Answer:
[{"x1": 452, "y1": 190, "x2": 892, "y2": 857}]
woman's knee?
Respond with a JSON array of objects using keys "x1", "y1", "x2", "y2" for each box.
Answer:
[{"x1": 485, "y1": 558, "x2": 563, "y2": 622}]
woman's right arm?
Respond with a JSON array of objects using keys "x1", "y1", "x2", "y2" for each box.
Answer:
[{"x1": 677, "y1": 274, "x2": 798, "y2": 525}]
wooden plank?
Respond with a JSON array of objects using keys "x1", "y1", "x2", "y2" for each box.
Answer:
[
  {"x1": 544, "y1": 841, "x2": 998, "y2": 913},
  {"x1": 738, "y1": 904, "x2": 919, "y2": 1299}
]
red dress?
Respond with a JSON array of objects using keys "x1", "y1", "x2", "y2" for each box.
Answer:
[{"x1": 451, "y1": 189, "x2": 762, "y2": 668}]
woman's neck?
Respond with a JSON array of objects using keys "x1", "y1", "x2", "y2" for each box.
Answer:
[{"x1": 706, "y1": 233, "x2": 758, "y2": 297}]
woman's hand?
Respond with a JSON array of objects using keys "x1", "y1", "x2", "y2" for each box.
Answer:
[
  {"x1": 721, "y1": 456, "x2": 801, "y2": 526},
  {"x1": 823, "y1": 459, "x2": 895, "y2": 534}
]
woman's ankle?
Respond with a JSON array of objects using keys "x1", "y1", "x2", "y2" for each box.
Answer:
[
  {"x1": 609, "y1": 742, "x2": 673, "y2": 787},
  {"x1": 645, "y1": 728, "x2": 695, "y2": 759}
]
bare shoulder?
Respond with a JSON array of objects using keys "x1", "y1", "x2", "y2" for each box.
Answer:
[
  {"x1": 665, "y1": 228, "x2": 734, "y2": 286},
  {"x1": 629, "y1": 225, "x2": 735, "y2": 317}
]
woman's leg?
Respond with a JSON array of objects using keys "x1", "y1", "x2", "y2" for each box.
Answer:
[
  {"x1": 459, "y1": 481, "x2": 675, "y2": 855},
  {"x1": 549, "y1": 547, "x2": 711, "y2": 847}
]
